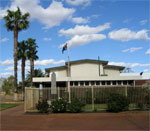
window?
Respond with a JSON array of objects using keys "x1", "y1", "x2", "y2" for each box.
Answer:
[
  {"x1": 112, "y1": 81, "x2": 116, "y2": 85},
  {"x1": 85, "y1": 81, "x2": 89, "y2": 86},
  {"x1": 123, "y1": 81, "x2": 127, "y2": 85},
  {"x1": 74, "y1": 81, "x2": 78, "y2": 86},
  {"x1": 118, "y1": 81, "x2": 121, "y2": 85},
  {"x1": 70, "y1": 81, "x2": 73, "y2": 86},
  {"x1": 102, "y1": 81, "x2": 105, "y2": 85},
  {"x1": 91, "y1": 81, "x2": 95, "y2": 86},
  {"x1": 80, "y1": 81, "x2": 84, "y2": 86},
  {"x1": 96, "y1": 81, "x2": 100, "y2": 85},
  {"x1": 106, "y1": 81, "x2": 111, "y2": 85}
]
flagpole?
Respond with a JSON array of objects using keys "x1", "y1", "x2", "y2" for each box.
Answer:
[{"x1": 67, "y1": 44, "x2": 71, "y2": 103}]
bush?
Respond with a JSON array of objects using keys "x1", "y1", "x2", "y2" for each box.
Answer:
[
  {"x1": 36, "y1": 99, "x2": 49, "y2": 113},
  {"x1": 107, "y1": 93, "x2": 129, "y2": 112},
  {"x1": 67, "y1": 98, "x2": 85, "y2": 113},
  {"x1": 136, "y1": 102, "x2": 144, "y2": 110},
  {"x1": 50, "y1": 98, "x2": 67, "y2": 113}
]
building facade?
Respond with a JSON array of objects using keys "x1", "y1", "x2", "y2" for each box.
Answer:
[{"x1": 33, "y1": 59, "x2": 142, "y2": 87}]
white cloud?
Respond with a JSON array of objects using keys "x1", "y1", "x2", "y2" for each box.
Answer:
[
  {"x1": 144, "y1": 69, "x2": 150, "y2": 73},
  {"x1": 43, "y1": 37, "x2": 51, "y2": 41},
  {"x1": 72, "y1": 17, "x2": 89, "y2": 24},
  {"x1": 109, "y1": 62, "x2": 150, "y2": 68},
  {"x1": 122, "y1": 47, "x2": 143, "y2": 53},
  {"x1": 0, "y1": 0, "x2": 75, "y2": 29},
  {"x1": 59, "y1": 23, "x2": 111, "y2": 36},
  {"x1": 65, "y1": 0, "x2": 91, "y2": 6},
  {"x1": 0, "y1": 72, "x2": 13, "y2": 77},
  {"x1": 0, "y1": 37, "x2": 9, "y2": 43},
  {"x1": 145, "y1": 49, "x2": 150, "y2": 55},
  {"x1": 64, "y1": 34, "x2": 106, "y2": 48},
  {"x1": 34, "y1": 59, "x2": 65, "y2": 66},
  {"x1": 108, "y1": 28, "x2": 150, "y2": 42},
  {"x1": 0, "y1": 59, "x2": 14, "y2": 66},
  {"x1": 140, "y1": 20, "x2": 148, "y2": 25}
]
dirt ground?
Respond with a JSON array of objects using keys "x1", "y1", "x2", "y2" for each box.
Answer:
[{"x1": 0, "y1": 104, "x2": 149, "y2": 130}]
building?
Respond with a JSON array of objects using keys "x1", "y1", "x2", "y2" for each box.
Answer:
[{"x1": 33, "y1": 59, "x2": 142, "y2": 87}]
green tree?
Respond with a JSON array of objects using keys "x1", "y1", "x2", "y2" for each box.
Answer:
[
  {"x1": 26, "y1": 38, "x2": 39, "y2": 87},
  {"x1": 25, "y1": 69, "x2": 43, "y2": 87},
  {"x1": 2, "y1": 76, "x2": 15, "y2": 95},
  {"x1": 3, "y1": 7, "x2": 30, "y2": 100},
  {"x1": 17, "y1": 40, "x2": 28, "y2": 100}
]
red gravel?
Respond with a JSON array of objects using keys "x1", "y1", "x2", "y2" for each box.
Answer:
[{"x1": 0, "y1": 104, "x2": 149, "y2": 130}]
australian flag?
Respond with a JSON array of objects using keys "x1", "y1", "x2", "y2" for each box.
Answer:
[{"x1": 62, "y1": 43, "x2": 67, "y2": 54}]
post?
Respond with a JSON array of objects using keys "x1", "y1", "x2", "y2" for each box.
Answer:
[
  {"x1": 58, "y1": 87, "x2": 60, "y2": 99},
  {"x1": 67, "y1": 45, "x2": 71, "y2": 103},
  {"x1": 92, "y1": 86, "x2": 94, "y2": 110},
  {"x1": 125, "y1": 86, "x2": 127, "y2": 97}
]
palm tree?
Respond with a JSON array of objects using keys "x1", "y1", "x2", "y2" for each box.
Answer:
[
  {"x1": 25, "y1": 69, "x2": 44, "y2": 87},
  {"x1": 26, "y1": 38, "x2": 39, "y2": 87},
  {"x1": 17, "y1": 40, "x2": 28, "y2": 100},
  {"x1": 3, "y1": 7, "x2": 30, "y2": 100}
]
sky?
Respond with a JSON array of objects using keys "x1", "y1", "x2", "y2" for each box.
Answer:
[{"x1": 0, "y1": 0, "x2": 150, "y2": 81}]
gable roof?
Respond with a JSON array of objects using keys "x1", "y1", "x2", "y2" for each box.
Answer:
[{"x1": 45, "y1": 59, "x2": 125, "y2": 72}]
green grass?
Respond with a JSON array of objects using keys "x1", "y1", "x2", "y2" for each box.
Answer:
[{"x1": 0, "y1": 104, "x2": 19, "y2": 111}]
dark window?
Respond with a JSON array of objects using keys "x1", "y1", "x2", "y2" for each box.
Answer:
[
  {"x1": 74, "y1": 81, "x2": 78, "y2": 86},
  {"x1": 80, "y1": 81, "x2": 84, "y2": 86},
  {"x1": 112, "y1": 81, "x2": 116, "y2": 85},
  {"x1": 106, "y1": 81, "x2": 111, "y2": 85},
  {"x1": 118, "y1": 81, "x2": 121, "y2": 85},
  {"x1": 102, "y1": 81, "x2": 105, "y2": 85},
  {"x1": 128, "y1": 81, "x2": 133, "y2": 85},
  {"x1": 85, "y1": 81, "x2": 89, "y2": 86},
  {"x1": 96, "y1": 81, "x2": 100, "y2": 85},
  {"x1": 91, "y1": 81, "x2": 95, "y2": 85},
  {"x1": 123, "y1": 81, "x2": 127, "y2": 85},
  {"x1": 70, "y1": 81, "x2": 73, "y2": 86}
]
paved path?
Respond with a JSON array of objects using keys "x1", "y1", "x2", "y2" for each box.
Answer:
[{"x1": 1, "y1": 104, "x2": 149, "y2": 130}]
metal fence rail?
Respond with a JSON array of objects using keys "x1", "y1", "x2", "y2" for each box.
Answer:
[{"x1": 24, "y1": 86, "x2": 150, "y2": 112}]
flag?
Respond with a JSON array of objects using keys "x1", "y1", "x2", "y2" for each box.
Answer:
[
  {"x1": 62, "y1": 43, "x2": 67, "y2": 54},
  {"x1": 140, "y1": 72, "x2": 143, "y2": 75}
]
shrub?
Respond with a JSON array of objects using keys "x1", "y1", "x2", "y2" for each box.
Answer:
[
  {"x1": 36, "y1": 99, "x2": 49, "y2": 113},
  {"x1": 67, "y1": 98, "x2": 85, "y2": 113},
  {"x1": 136, "y1": 102, "x2": 144, "y2": 110},
  {"x1": 50, "y1": 98, "x2": 67, "y2": 113},
  {"x1": 107, "y1": 93, "x2": 129, "y2": 112}
]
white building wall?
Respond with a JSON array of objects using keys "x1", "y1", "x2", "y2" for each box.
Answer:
[
  {"x1": 71, "y1": 63, "x2": 101, "y2": 78},
  {"x1": 49, "y1": 70, "x2": 67, "y2": 78},
  {"x1": 104, "y1": 69, "x2": 120, "y2": 76}
]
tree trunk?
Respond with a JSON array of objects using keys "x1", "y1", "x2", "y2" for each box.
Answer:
[
  {"x1": 30, "y1": 58, "x2": 34, "y2": 87},
  {"x1": 14, "y1": 26, "x2": 18, "y2": 101},
  {"x1": 22, "y1": 58, "x2": 25, "y2": 100}
]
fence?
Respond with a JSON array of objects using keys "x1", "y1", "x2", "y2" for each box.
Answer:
[{"x1": 24, "y1": 86, "x2": 150, "y2": 112}]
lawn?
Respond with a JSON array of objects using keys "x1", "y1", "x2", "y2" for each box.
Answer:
[{"x1": 0, "y1": 104, "x2": 19, "y2": 111}]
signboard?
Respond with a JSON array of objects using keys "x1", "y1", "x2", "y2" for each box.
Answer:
[{"x1": 51, "y1": 72, "x2": 57, "y2": 94}]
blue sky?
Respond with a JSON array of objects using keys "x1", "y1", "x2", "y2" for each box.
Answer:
[{"x1": 0, "y1": 0, "x2": 150, "y2": 80}]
